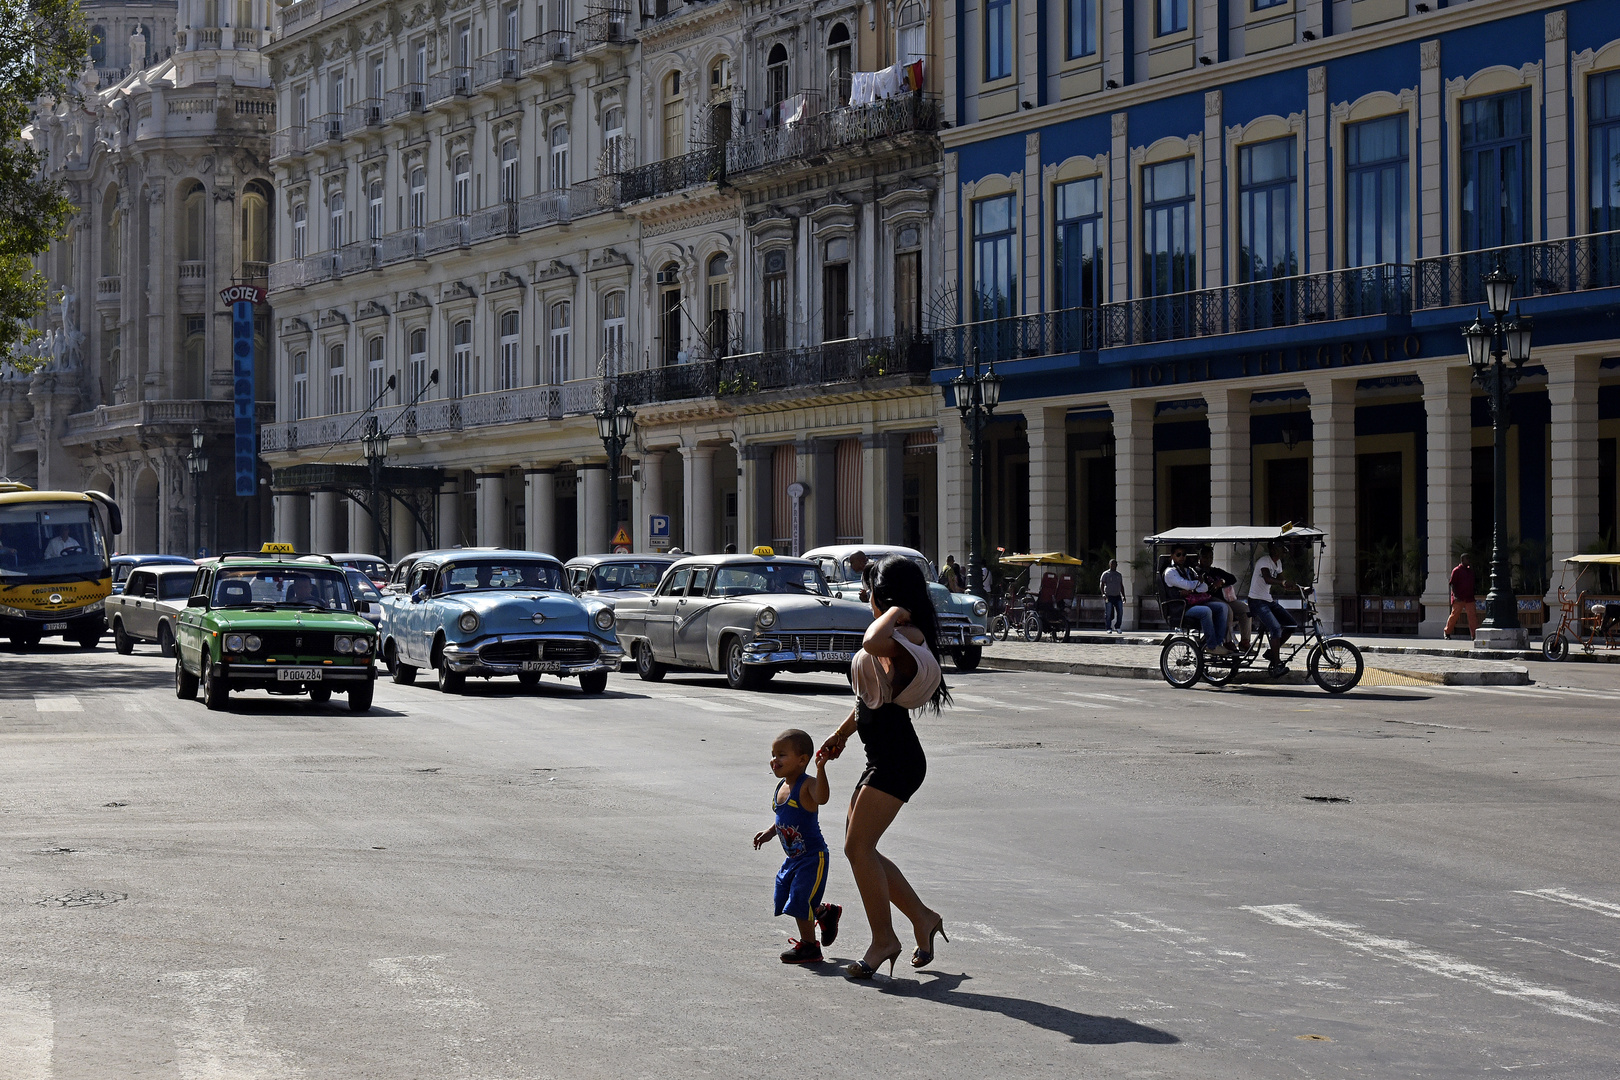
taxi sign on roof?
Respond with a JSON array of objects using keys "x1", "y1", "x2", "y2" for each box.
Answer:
[
  {"x1": 261, "y1": 542, "x2": 297, "y2": 554},
  {"x1": 752, "y1": 545, "x2": 776, "y2": 557}
]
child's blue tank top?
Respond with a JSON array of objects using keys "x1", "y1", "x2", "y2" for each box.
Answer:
[{"x1": 774, "y1": 774, "x2": 827, "y2": 860}]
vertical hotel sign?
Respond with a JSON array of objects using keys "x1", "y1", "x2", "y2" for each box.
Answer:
[{"x1": 220, "y1": 286, "x2": 265, "y2": 497}]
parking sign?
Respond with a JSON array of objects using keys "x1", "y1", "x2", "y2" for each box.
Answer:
[{"x1": 649, "y1": 514, "x2": 671, "y2": 550}]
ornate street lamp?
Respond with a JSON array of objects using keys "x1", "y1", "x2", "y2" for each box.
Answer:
[
  {"x1": 360, "y1": 415, "x2": 391, "y2": 560},
  {"x1": 1460, "y1": 258, "x2": 1533, "y2": 645},
  {"x1": 186, "y1": 426, "x2": 209, "y2": 557},
  {"x1": 596, "y1": 401, "x2": 635, "y2": 551},
  {"x1": 953, "y1": 356, "x2": 1003, "y2": 597}
]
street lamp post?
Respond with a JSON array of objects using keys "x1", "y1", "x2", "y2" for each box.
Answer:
[
  {"x1": 1461, "y1": 260, "x2": 1534, "y2": 647},
  {"x1": 360, "y1": 416, "x2": 391, "y2": 561},
  {"x1": 596, "y1": 401, "x2": 635, "y2": 552},
  {"x1": 186, "y1": 426, "x2": 208, "y2": 557},
  {"x1": 951, "y1": 356, "x2": 1003, "y2": 597}
]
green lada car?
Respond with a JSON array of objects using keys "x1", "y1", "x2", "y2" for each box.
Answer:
[{"x1": 173, "y1": 551, "x2": 379, "y2": 712}]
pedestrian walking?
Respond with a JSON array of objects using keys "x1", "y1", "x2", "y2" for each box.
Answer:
[
  {"x1": 1099, "y1": 559, "x2": 1125, "y2": 634},
  {"x1": 817, "y1": 554, "x2": 950, "y2": 979},
  {"x1": 1445, "y1": 553, "x2": 1480, "y2": 638},
  {"x1": 753, "y1": 729, "x2": 842, "y2": 965},
  {"x1": 941, "y1": 555, "x2": 961, "y2": 593}
]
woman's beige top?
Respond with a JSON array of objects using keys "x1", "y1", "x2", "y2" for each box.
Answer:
[{"x1": 850, "y1": 627, "x2": 942, "y2": 711}]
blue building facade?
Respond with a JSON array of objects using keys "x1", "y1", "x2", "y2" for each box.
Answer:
[{"x1": 935, "y1": 0, "x2": 1620, "y2": 634}]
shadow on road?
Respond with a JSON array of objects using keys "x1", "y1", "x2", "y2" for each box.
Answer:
[{"x1": 0, "y1": 643, "x2": 173, "y2": 693}]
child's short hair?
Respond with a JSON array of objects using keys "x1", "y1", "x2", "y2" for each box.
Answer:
[{"x1": 775, "y1": 729, "x2": 814, "y2": 758}]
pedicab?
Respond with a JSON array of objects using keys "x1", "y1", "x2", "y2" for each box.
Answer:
[
  {"x1": 1144, "y1": 525, "x2": 1365, "y2": 693},
  {"x1": 1541, "y1": 553, "x2": 1620, "y2": 660},
  {"x1": 992, "y1": 552, "x2": 1084, "y2": 641}
]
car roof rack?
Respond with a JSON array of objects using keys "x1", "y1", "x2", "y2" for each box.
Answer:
[{"x1": 216, "y1": 550, "x2": 338, "y2": 563}]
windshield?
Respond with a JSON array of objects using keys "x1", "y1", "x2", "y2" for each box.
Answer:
[
  {"x1": 827, "y1": 554, "x2": 932, "y2": 584},
  {"x1": 158, "y1": 573, "x2": 198, "y2": 601},
  {"x1": 594, "y1": 561, "x2": 668, "y2": 590},
  {"x1": 436, "y1": 559, "x2": 562, "y2": 594},
  {"x1": 211, "y1": 566, "x2": 353, "y2": 609},
  {"x1": 0, "y1": 501, "x2": 110, "y2": 584},
  {"x1": 711, "y1": 562, "x2": 830, "y2": 597},
  {"x1": 346, "y1": 569, "x2": 382, "y2": 602}
]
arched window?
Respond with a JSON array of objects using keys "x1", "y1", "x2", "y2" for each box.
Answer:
[
  {"x1": 409, "y1": 166, "x2": 427, "y2": 229},
  {"x1": 706, "y1": 252, "x2": 730, "y2": 356},
  {"x1": 453, "y1": 154, "x2": 471, "y2": 216},
  {"x1": 328, "y1": 187, "x2": 345, "y2": 250},
  {"x1": 366, "y1": 335, "x2": 385, "y2": 403},
  {"x1": 708, "y1": 58, "x2": 734, "y2": 144},
  {"x1": 292, "y1": 203, "x2": 307, "y2": 259},
  {"x1": 366, "y1": 177, "x2": 383, "y2": 239},
  {"x1": 101, "y1": 187, "x2": 121, "y2": 276},
  {"x1": 898, "y1": 2, "x2": 926, "y2": 66},
  {"x1": 763, "y1": 249, "x2": 788, "y2": 351},
  {"x1": 180, "y1": 181, "x2": 206, "y2": 262},
  {"x1": 328, "y1": 342, "x2": 347, "y2": 413},
  {"x1": 658, "y1": 262, "x2": 682, "y2": 366},
  {"x1": 550, "y1": 124, "x2": 569, "y2": 190},
  {"x1": 90, "y1": 25, "x2": 107, "y2": 66},
  {"x1": 500, "y1": 138, "x2": 519, "y2": 202},
  {"x1": 548, "y1": 301, "x2": 571, "y2": 384},
  {"x1": 662, "y1": 71, "x2": 685, "y2": 159},
  {"x1": 600, "y1": 290, "x2": 626, "y2": 370},
  {"x1": 292, "y1": 351, "x2": 309, "y2": 419},
  {"x1": 602, "y1": 105, "x2": 626, "y2": 172},
  {"x1": 450, "y1": 319, "x2": 473, "y2": 397},
  {"x1": 241, "y1": 181, "x2": 271, "y2": 267},
  {"x1": 408, "y1": 327, "x2": 428, "y2": 398},
  {"x1": 498, "y1": 310, "x2": 521, "y2": 389},
  {"x1": 767, "y1": 44, "x2": 789, "y2": 110},
  {"x1": 827, "y1": 24, "x2": 851, "y2": 107}
]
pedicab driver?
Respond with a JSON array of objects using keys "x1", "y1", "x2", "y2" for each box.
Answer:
[{"x1": 1163, "y1": 546, "x2": 1232, "y2": 656}]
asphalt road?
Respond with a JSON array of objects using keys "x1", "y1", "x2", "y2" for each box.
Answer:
[{"x1": 0, "y1": 643, "x2": 1616, "y2": 1079}]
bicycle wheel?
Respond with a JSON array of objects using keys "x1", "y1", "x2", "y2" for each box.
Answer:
[
  {"x1": 1541, "y1": 632, "x2": 1568, "y2": 662},
  {"x1": 1202, "y1": 650, "x2": 1239, "y2": 687},
  {"x1": 1159, "y1": 636, "x2": 1204, "y2": 689},
  {"x1": 990, "y1": 614, "x2": 1009, "y2": 640},
  {"x1": 1307, "y1": 638, "x2": 1364, "y2": 694},
  {"x1": 1022, "y1": 613, "x2": 1041, "y2": 642}
]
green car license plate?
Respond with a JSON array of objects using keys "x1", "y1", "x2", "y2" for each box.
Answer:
[{"x1": 277, "y1": 668, "x2": 322, "y2": 681}]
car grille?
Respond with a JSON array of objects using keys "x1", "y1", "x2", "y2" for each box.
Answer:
[
  {"x1": 256, "y1": 630, "x2": 335, "y2": 654},
  {"x1": 784, "y1": 633, "x2": 864, "y2": 654},
  {"x1": 23, "y1": 605, "x2": 95, "y2": 621},
  {"x1": 479, "y1": 637, "x2": 599, "y2": 665}
]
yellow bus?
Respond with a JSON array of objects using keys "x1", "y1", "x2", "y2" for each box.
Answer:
[{"x1": 0, "y1": 483, "x2": 123, "y2": 649}]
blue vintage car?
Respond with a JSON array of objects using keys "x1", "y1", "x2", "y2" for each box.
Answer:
[{"x1": 377, "y1": 549, "x2": 623, "y2": 694}]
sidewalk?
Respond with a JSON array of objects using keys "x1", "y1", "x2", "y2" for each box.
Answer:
[{"x1": 976, "y1": 634, "x2": 1534, "y2": 686}]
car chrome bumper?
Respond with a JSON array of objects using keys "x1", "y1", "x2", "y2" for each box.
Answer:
[
  {"x1": 214, "y1": 661, "x2": 374, "y2": 681},
  {"x1": 442, "y1": 636, "x2": 622, "y2": 676},
  {"x1": 936, "y1": 623, "x2": 992, "y2": 648},
  {"x1": 741, "y1": 639, "x2": 856, "y2": 669}
]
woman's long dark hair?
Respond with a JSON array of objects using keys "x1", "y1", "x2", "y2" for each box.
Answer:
[{"x1": 865, "y1": 554, "x2": 952, "y2": 713}]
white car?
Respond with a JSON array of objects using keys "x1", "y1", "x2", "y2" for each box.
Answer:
[{"x1": 803, "y1": 544, "x2": 991, "y2": 671}]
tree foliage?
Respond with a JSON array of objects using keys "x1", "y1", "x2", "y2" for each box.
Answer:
[{"x1": 0, "y1": 0, "x2": 91, "y2": 367}]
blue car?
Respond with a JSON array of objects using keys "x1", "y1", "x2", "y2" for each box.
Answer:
[
  {"x1": 111, "y1": 554, "x2": 195, "y2": 594},
  {"x1": 378, "y1": 549, "x2": 623, "y2": 694}
]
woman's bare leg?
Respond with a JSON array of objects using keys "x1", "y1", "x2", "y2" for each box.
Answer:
[
  {"x1": 874, "y1": 851, "x2": 939, "y2": 951},
  {"x1": 844, "y1": 785, "x2": 938, "y2": 962}
]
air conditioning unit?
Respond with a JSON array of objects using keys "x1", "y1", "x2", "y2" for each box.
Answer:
[
  {"x1": 366, "y1": 105, "x2": 381, "y2": 123},
  {"x1": 503, "y1": 56, "x2": 518, "y2": 76},
  {"x1": 656, "y1": 269, "x2": 679, "y2": 284},
  {"x1": 410, "y1": 89, "x2": 424, "y2": 109}
]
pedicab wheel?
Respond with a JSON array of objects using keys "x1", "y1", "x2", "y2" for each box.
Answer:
[
  {"x1": 1202, "y1": 650, "x2": 1239, "y2": 687},
  {"x1": 1021, "y1": 612, "x2": 1041, "y2": 642},
  {"x1": 1159, "y1": 635, "x2": 1204, "y2": 689},
  {"x1": 989, "y1": 614, "x2": 1008, "y2": 640},
  {"x1": 1307, "y1": 638, "x2": 1364, "y2": 694},
  {"x1": 1541, "y1": 632, "x2": 1568, "y2": 661}
]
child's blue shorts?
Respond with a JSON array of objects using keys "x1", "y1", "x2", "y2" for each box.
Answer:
[{"x1": 774, "y1": 850, "x2": 828, "y2": 920}]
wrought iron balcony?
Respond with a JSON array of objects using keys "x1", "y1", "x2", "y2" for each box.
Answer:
[
  {"x1": 474, "y1": 48, "x2": 522, "y2": 87},
  {"x1": 578, "y1": 2, "x2": 632, "y2": 45},
  {"x1": 336, "y1": 242, "x2": 377, "y2": 276},
  {"x1": 522, "y1": 31, "x2": 575, "y2": 69},
  {"x1": 270, "y1": 126, "x2": 308, "y2": 159},
  {"x1": 612, "y1": 146, "x2": 723, "y2": 204},
  {"x1": 609, "y1": 362, "x2": 717, "y2": 406},
  {"x1": 721, "y1": 335, "x2": 931, "y2": 394},
  {"x1": 1415, "y1": 228, "x2": 1620, "y2": 309},
  {"x1": 932, "y1": 309, "x2": 1099, "y2": 368},
  {"x1": 383, "y1": 83, "x2": 427, "y2": 119},
  {"x1": 726, "y1": 94, "x2": 938, "y2": 177},
  {"x1": 426, "y1": 66, "x2": 472, "y2": 105},
  {"x1": 309, "y1": 112, "x2": 344, "y2": 146},
  {"x1": 345, "y1": 97, "x2": 383, "y2": 130}
]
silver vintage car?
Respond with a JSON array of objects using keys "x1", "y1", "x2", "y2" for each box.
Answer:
[
  {"x1": 107, "y1": 564, "x2": 200, "y2": 656},
  {"x1": 613, "y1": 551, "x2": 873, "y2": 690},
  {"x1": 563, "y1": 553, "x2": 678, "y2": 607},
  {"x1": 804, "y1": 544, "x2": 992, "y2": 671}
]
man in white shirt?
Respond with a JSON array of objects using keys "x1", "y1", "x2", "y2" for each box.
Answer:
[
  {"x1": 1248, "y1": 541, "x2": 1297, "y2": 664},
  {"x1": 1163, "y1": 546, "x2": 1230, "y2": 655},
  {"x1": 43, "y1": 527, "x2": 83, "y2": 559}
]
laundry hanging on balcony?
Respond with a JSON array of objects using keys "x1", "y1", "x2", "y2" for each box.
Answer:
[
  {"x1": 777, "y1": 93, "x2": 808, "y2": 127},
  {"x1": 848, "y1": 60, "x2": 922, "y2": 107}
]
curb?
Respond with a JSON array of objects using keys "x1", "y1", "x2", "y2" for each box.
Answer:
[
  {"x1": 1011, "y1": 633, "x2": 1592, "y2": 665},
  {"x1": 979, "y1": 655, "x2": 1532, "y2": 686}
]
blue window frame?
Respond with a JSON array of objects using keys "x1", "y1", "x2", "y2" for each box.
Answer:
[
  {"x1": 1141, "y1": 159, "x2": 1195, "y2": 297},
  {"x1": 1156, "y1": 0, "x2": 1188, "y2": 36},
  {"x1": 1459, "y1": 89, "x2": 1531, "y2": 251},
  {"x1": 1588, "y1": 71, "x2": 1620, "y2": 232},
  {"x1": 1067, "y1": 0, "x2": 1096, "y2": 60},
  {"x1": 1345, "y1": 115, "x2": 1409, "y2": 267},
  {"x1": 1055, "y1": 178, "x2": 1102, "y2": 308},
  {"x1": 985, "y1": 0, "x2": 1013, "y2": 81},
  {"x1": 972, "y1": 195, "x2": 1017, "y2": 321},
  {"x1": 1238, "y1": 137, "x2": 1297, "y2": 282}
]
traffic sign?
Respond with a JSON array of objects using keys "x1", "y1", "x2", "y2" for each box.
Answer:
[
  {"x1": 613, "y1": 527, "x2": 631, "y2": 547},
  {"x1": 649, "y1": 514, "x2": 671, "y2": 550}
]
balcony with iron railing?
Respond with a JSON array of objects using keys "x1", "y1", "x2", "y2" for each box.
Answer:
[
  {"x1": 612, "y1": 145, "x2": 723, "y2": 204},
  {"x1": 345, "y1": 97, "x2": 383, "y2": 131},
  {"x1": 383, "y1": 82, "x2": 427, "y2": 119},
  {"x1": 1415, "y1": 228, "x2": 1620, "y2": 309},
  {"x1": 577, "y1": 2, "x2": 632, "y2": 45},
  {"x1": 726, "y1": 93, "x2": 939, "y2": 177},
  {"x1": 522, "y1": 30, "x2": 575, "y2": 69},
  {"x1": 426, "y1": 66, "x2": 472, "y2": 105},
  {"x1": 606, "y1": 333, "x2": 932, "y2": 407},
  {"x1": 309, "y1": 112, "x2": 344, "y2": 147},
  {"x1": 474, "y1": 48, "x2": 523, "y2": 87}
]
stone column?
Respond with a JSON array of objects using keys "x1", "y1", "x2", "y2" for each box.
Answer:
[
  {"x1": 311, "y1": 490, "x2": 343, "y2": 553},
  {"x1": 1420, "y1": 365, "x2": 1473, "y2": 636},
  {"x1": 1208, "y1": 388, "x2": 1252, "y2": 528},
  {"x1": 637, "y1": 451, "x2": 665, "y2": 552},
  {"x1": 1203, "y1": 91, "x2": 1223, "y2": 289},
  {"x1": 1026, "y1": 405, "x2": 1067, "y2": 553},
  {"x1": 578, "y1": 463, "x2": 606, "y2": 555},
  {"x1": 1109, "y1": 113, "x2": 1129, "y2": 302},
  {"x1": 939, "y1": 412, "x2": 970, "y2": 570},
  {"x1": 1109, "y1": 396, "x2": 1154, "y2": 629},
  {"x1": 737, "y1": 443, "x2": 768, "y2": 552},
  {"x1": 1545, "y1": 11, "x2": 1570, "y2": 239},
  {"x1": 525, "y1": 469, "x2": 556, "y2": 555},
  {"x1": 1545, "y1": 354, "x2": 1601, "y2": 610},
  {"x1": 1306, "y1": 67, "x2": 1328, "y2": 273},
  {"x1": 348, "y1": 497, "x2": 376, "y2": 555},
  {"x1": 437, "y1": 480, "x2": 461, "y2": 548},
  {"x1": 388, "y1": 494, "x2": 416, "y2": 559},
  {"x1": 861, "y1": 432, "x2": 904, "y2": 546},
  {"x1": 1304, "y1": 374, "x2": 1358, "y2": 631},
  {"x1": 800, "y1": 439, "x2": 837, "y2": 553},
  {"x1": 681, "y1": 444, "x2": 716, "y2": 554},
  {"x1": 475, "y1": 473, "x2": 506, "y2": 548},
  {"x1": 1419, "y1": 41, "x2": 1442, "y2": 258}
]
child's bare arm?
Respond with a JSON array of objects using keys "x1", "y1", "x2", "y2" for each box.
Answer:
[
  {"x1": 802, "y1": 759, "x2": 831, "y2": 811},
  {"x1": 752, "y1": 825, "x2": 777, "y2": 850}
]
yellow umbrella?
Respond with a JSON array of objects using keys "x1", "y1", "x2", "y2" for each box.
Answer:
[{"x1": 999, "y1": 552, "x2": 1085, "y2": 566}]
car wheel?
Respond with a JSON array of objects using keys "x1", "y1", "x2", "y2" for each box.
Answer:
[
  {"x1": 635, "y1": 642, "x2": 666, "y2": 682},
  {"x1": 348, "y1": 679, "x2": 375, "y2": 713},
  {"x1": 953, "y1": 646, "x2": 982, "y2": 672},
  {"x1": 174, "y1": 653, "x2": 198, "y2": 700},
  {"x1": 436, "y1": 660, "x2": 465, "y2": 694},
  {"x1": 518, "y1": 671, "x2": 542, "y2": 688},
  {"x1": 113, "y1": 619, "x2": 134, "y2": 655},
  {"x1": 77, "y1": 632, "x2": 101, "y2": 650},
  {"x1": 724, "y1": 638, "x2": 763, "y2": 691},
  {"x1": 386, "y1": 642, "x2": 417, "y2": 685},
  {"x1": 579, "y1": 670, "x2": 608, "y2": 695},
  {"x1": 309, "y1": 686, "x2": 333, "y2": 704},
  {"x1": 201, "y1": 652, "x2": 230, "y2": 711},
  {"x1": 157, "y1": 623, "x2": 175, "y2": 659}
]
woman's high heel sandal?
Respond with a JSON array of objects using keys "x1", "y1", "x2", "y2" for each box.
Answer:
[
  {"x1": 845, "y1": 946, "x2": 902, "y2": 980},
  {"x1": 911, "y1": 919, "x2": 948, "y2": 969}
]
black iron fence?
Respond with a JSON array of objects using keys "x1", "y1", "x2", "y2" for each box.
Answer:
[
  {"x1": 613, "y1": 146, "x2": 724, "y2": 203},
  {"x1": 610, "y1": 362, "x2": 719, "y2": 406},
  {"x1": 1415, "y1": 229, "x2": 1620, "y2": 309},
  {"x1": 932, "y1": 308, "x2": 1099, "y2": 368},
  {"x1": 726, "y1": 94, "x2": 939, "y2": 176}
]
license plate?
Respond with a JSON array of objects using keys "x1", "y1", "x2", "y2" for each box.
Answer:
[
  {"x1": 277, "y1": 668, "x2": 322, "y2": 681},
  {"x1": 520, "y1": 661, "x2": 563, "y2": 672},
  {"x1": 44, "y1": 622, "x2": 67, "y2": 632},
  {"x1": 816, "y1": 651, "x2": 854, "y2": 663}
]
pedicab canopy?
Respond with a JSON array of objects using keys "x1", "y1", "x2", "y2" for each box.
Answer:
[
  {"x1": 1560, "y1": 553, "x2": 1620, "y2": 564},
  {"x1": 1143, "y1": 525, "x2": 1326, "y2": 545},
  {"x1": 1001, "y1": 552, "x2": 1086, "y2": 566}
]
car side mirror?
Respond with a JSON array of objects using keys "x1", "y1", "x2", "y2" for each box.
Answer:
[
  {"x1": 355, "y1": 600, "x2": 371, "y2": 614},
  {"x1": 410, "y1": 586, "x2": 429, "y2": 603},
  {"x1": 187, "y1": 595, "x2": 208, "y2": 608}
]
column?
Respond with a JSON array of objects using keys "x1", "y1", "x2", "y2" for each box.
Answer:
[
  {"x1": 1022, "y1": 132, "x2": 1041, "y2": 314},
  {"x1": 1306, "y1": 68, "x2": 1328, "y2": 273},
  {"x1": 348, "y1": 497, "x2": 376, "y2": 555},
  {"x1": 637, "y1": 452, "x2": 665, "y2": 552},
  {"x1": 1026, "y1": 405, "x2": 1067, "y2": 552},
  {"x1": 525, "y1": 469, "x2": 556, "y2": 554},
  {"x1": 437, "y1": 480, "x2": 461, "y2": 548},
  {"x1": 800, "y1": 439, "x2": 836, "y2": 553},
  {"x1": 1018, "y1": 0, "x2": 1039, "y2": 108},
  {"x1": 1203, "y1": 91, "x2": 1223, "y2": 289},
  {"x1": 1420, "y1": 365, "x2": 1473, "y2": 636},
  {"x1": 681, "y1": 443, "x2": 716, "y2": 554},
  {"x1": 1545, "y1": 354, "x2": 1601, "y2": 609},
  {"x1": 938, "y1": 413, "x2": 969, "y2": 569},
  {"x1": 1207, "y1": 388, "x2": 1252, "y2": 528},
  {"x1": 737, "y1": 443, "x2": 769, "y2": 552},
  {"x1": 1419, "y1": 41, "x2": 1442, "y2": 258},
  {"x1": 1545, "y1": 11, "x2": 1570, "y2": 239},
  {"x1": 475, "y1": 472, "x2": 506, "y2": 548},
  {"x1": 311, "y1": 490, "x2": 343, "y2": 553},
  {"x1": 578, "y1": 463, "x2": 606, "y2": 555},
  {"x1": 1198, "y1": 0, "x2": 1221, "y2": 62},
  {"x1": 1304, "y1": 374, "x2": 1358, "y2": 632},
  {"x1": 388, "y1": 494, "x2": 416, "y2": 559},
  {"x1": 1109, "y1": 396, "x2": 1154, "y2": 630},
  {"x1": 1109, "y1": 113, "x2": 1129, "y2": 302},
  {"x1": 861, "y1": 433, "x2": 904, "y2": 546}
]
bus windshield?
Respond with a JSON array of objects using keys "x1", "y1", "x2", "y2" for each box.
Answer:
[{"x1": 0, "y1": 501, "x2": 110, "y2": 584}]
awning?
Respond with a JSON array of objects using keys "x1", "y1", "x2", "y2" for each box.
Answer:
[
  {"x1": 1144, "y1": 525, "x2": 1327, "y2": 544},
  {"x1": 271, "y1": 462, "x2": 444, "y2": 492},
  {"x1": 1000, "y1": 552, "x2": 1085, "y2": 566},
  {"x1": 1561, "y1": 553, "x2": 1620, "y2": 565}
]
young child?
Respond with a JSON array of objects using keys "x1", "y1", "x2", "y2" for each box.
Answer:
[{"x1": 753, "y1": 728, "x2": 842, "y2": 964}]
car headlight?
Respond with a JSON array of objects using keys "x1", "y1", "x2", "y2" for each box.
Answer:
[
  {"x1": 244, "y1": 634, "x2": 262, "y2": 652},
  {"x1": 757, "y1": 606, "x2": 777, "y2": 629},
  {"x1": 0, "y1": 604, "x2": 26, "y2": 618},
  {"x1": 973, "y1": 599, "x2": 988, "y2": 617},
  {"x1": 594, "y1": 607, "x2": 615, "y2": 631},
  {"x1": 352, "y1": 636, "x2": 372, "y2": 655},
  {"x1": 84, "y1": 600, "x2": 104, "y2": 614},
  {"x1": 334, "y1": 636, "x2": 353, "y2": 654},
  {"x1": 224, "y1": 633, "x2": 245, "y2": 653},
  {"x1": 458, "y1": 611, "x2": 480, "y2": 634}
]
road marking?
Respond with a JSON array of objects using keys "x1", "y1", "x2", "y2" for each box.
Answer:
[
  {"x1": 736, "y1": 694, "x2": 825, "y2": 714},
  {"x1": 951, "y1": 692, "x2": 1004, "y2": 706},
  {"x1": 637, "y1": 692, "x2": 745, "y2": 714},
  {"x1": 1382, "y1": 719, "x2": 1489, "y2": 732},
  {"x1": 166, "y1": 967, "x2": 301, "y2": 1078},
  {"x1": 1516, "y1": 887, "x2": 1620, "y2": 921},
  {"x1": 1534, "y1": 686, "x2": 1616, "y2": 699},
  {"x1": 0, "y1": 985, "x2": 51, "y2": 1080},
  {"x1": 371, "y1": 955, "x2": 485, "y2": 1063},
  {"x1": 1060, "y1": 690, "x2": 1139, "y2": 703},
  {"x1": 1243, "y1": 903, "x2": 1620, "y2": 1024},
  {"x1": 33, "y1": 695, "x2": 81, "y2": 713}
]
